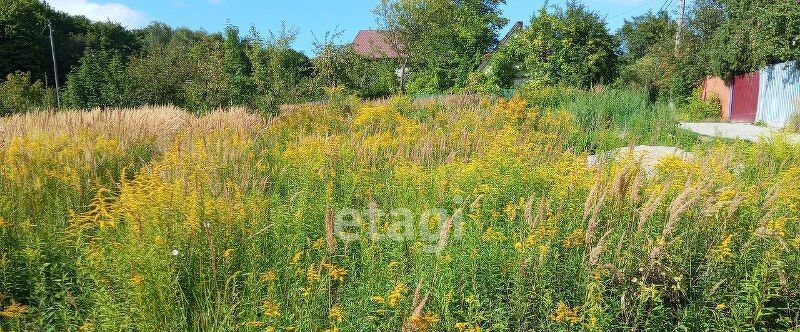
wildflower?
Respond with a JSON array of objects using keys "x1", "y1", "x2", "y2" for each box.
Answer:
[
  {"x1": 78, "y1": 322, "x2": 95, "y2": 332},
  {"x1": 767, "y1": 217, "x2": 788, "y2": 238},
  {"x1": 291, "y1": 251, "x2": 302, "y2": 265},
  {"x1": 538, "y1": 245, "x2": 549, "y2": 256},
  {"x1": 313, "y1": 238, "x2": 325, "y2": 250},
  {"x1": 409, "y1": 312, "x2": 440, "y2": 332},
  {"x1": 0, "y1": 300, "x2": 29, "y2": 318},
  {"x1": 387, "y1": 261, "x2": 401, "y2": 269},
  {"x1": 551, "y1": 301, "x2": 580, "y2": 324},
  {"x1": 306, "y1": 265, "x2": 321, "y2": 283},
  {"x1": 262, "y1": 299, "x2": 281, "y2": 318},
  {"x1": 388, "y1": 282, "x2": 406, "y2": 307},
  {"x1": 322, "y1": 262, "x2": 347, "y2": 282},
  {"x1": 130, "y1": 274, "x2": 144, "y2": 286},
  {"x1": 244, "y1": 321, "x2": 265, "y2": 328},
  {"x1": 481, "y1": 227, "x2": 506, "y2": 242},
  {"x1": 259, "y1": 270, "x2": 277, "y2": 283},
  {"x1": 328, "y1": 305, "x2": 343, "y2": 322},
  {"x1": 370, "y1": 295, "x2": 386, "y2": 304},
  {"x1": 322, "y1": 327, "x2": 340, "y2": 332},
  {"x1": 503, "y1": 202, "x2": 517, "y2": 221},
  {"x1": 171, "y1": 249, "x2": 179, "y2": 256},
  {"x1": 222, "y1": 249, "x2": 234, "y2": 259},
  {"x1": 715, "y1": 303, "x2": 726, "y2": 311},
  {"x1": 0, "y1": 217, "x2": 6, "y2": 228},
  {"x1": 562, "y1": 229, "x2": 585, "y2": 249},
  {"x1": 710, "y1": 234, "x2": 733, "y2": 262},
  {"x1": 455, "y1": 322, "x2": 482, "y2": 332}
]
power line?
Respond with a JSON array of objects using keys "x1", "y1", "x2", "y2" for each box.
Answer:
[{"x1": 607, "y1": 0, "x2": 665, "y2": 20}]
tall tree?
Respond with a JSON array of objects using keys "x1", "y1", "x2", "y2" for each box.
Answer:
[
  {"x1": 490, "y1": 2, "x2": 617, "y2": 89},
  {"x1": 617, "y1": 10, "x2": 675, "y2": 63},
  {"x1": 374, "y1": 0, "x2": 507, "y2": 93},
  {"x1": 223, "y1": 24, "x2": 254, "y2": 107}
]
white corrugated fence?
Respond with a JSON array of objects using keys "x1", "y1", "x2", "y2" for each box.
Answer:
[{"x1": 756, "y1": 61, "x2": 800, "y2": 127}]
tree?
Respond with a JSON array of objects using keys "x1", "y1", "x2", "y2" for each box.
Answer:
[
  {"x1": 700, "y1": 0, "x2": 800, "y2": 78},
  {"x1": 617, "y1": 10, "x2": 674, "y2": 63},
  {"x1": 374, "y1": 0, "x2": 508, "y2": 93},
  {"x1": 490, "y1": 2, "x2": 617, "y2": 89},
  {"x1": 63, "y1": 48, "x2": 127, "y2": 108},
  {"x1": 246, "y1": 24, "x2": 314, "y2": 112},
  {"x1": 223, "y1": 24, "x2": 254, "y2": 107}
]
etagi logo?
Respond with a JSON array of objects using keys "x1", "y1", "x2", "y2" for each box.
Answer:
[{"x1": 332, "y1": 197, "x2": 465, "y2": 253}]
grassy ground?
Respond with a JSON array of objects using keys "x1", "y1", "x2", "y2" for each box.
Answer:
[{"x1": 1, "y1": 90, "x2": 799, "y2": 331}]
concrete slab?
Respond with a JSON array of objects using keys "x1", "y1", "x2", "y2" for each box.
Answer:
[{"x1": 679, "y1": 122, "x2": 800, "y2": 143}]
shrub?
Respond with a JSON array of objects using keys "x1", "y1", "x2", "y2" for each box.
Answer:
[
  {"x1": 677, "y1": 88, "x2": 721, "y2": 121},
  {"x1": 0, "y1": 72, "x2": 54, "y2": 115},
  {"x1": 788, "y1": 101, "x2": 800, "y2": 133}
]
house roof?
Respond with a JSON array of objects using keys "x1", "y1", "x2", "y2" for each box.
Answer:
[
  {"x1": 352, "y1": 30, "x2": 402, "y2": 59},
  {"x1": 477, "y1": 21, "x2": 524, "y2": 72}
]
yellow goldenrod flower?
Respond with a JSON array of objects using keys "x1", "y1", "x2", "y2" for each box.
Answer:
[
  {"x1": 409, "y1": 312, "x2": 440, "y2": 332},
  {"x1": 259, "y1": 270, "x2": 277, "y2": 283},
  {"x1": 715, "y1": 303, "x2": 726, "y2": 311},
  {"x1": 370, "y1": 295, "x2": 386, "y2": 304},
  {"x1": 562, "y1": 229, "x2": 585, "y2": 249},
  {"x1": 0, "y1": 300, "x2": 29, "y2": 318},
  {"x1": 130, "y1": 274, "x2": 144, "y2": 286},
  {"x1": 222, "y1": 249, "x2": 234, "y2": 259},
  {"x1": 551, "y1": 301, "x2": 580, "y2": 324},
  {"x1": 262, "y1": 300, "x2": 281, "y2": 318},
  {"x1": 291, "y1": 251, "x2": 303, "y2": 265},
  {"x1": 306, "y1": 265, "x2": 321, "y2": 283},
  {"x1": 328, "y1": 305, "x2": 343, "y2": 323},
  {"x1": 708, "y1": 234, "x2": 734, "y2": 264},
  {"x1": 322, "y1": 263, "x2": 347, "y2": 282},
  {"x1": 481, "y1": 227, "x2": 506, "y2": 242},
  {"x1": 388, "y1": 282, "x2": 406, "y2": 307},
  {"x1": 244, "y1": 321, "x2": 264, "y2": 328}
]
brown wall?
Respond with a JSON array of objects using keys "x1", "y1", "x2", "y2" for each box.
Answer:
[{"x1": 701, "y1": 76, "x2": 732, "y2": 121}]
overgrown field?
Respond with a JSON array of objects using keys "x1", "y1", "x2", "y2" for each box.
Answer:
[{"x1": 1, "y1": 90, "x2": 799, "y2": 331}]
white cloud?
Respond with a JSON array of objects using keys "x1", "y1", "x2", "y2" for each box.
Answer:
[{"x1": 44, "y1": 0, "x2": 147, "y2": 28}]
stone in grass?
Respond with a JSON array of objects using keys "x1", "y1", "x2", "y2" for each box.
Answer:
[{"x1": 587, "y1": 145, "x2": 695, "y2": 175}]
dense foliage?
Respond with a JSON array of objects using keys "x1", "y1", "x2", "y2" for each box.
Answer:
[
  {"x1": 2, "y1": 0, "x2": 800, "y2": 113},
  {"x1": 375, "y1": 0, "x2": 508, "y2": 94},
  {"x1": 487, "y1": 3, "x2": 618, "y2": 88}
]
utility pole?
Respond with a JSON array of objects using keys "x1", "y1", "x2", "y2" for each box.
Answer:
[
  {"x1": 47, "y1": 22, "x2": 61, "y2": 108},
  {"x1": 674, "y1": 0, "x2": 686, "y2": 55}
]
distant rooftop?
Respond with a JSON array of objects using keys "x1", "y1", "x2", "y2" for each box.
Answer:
[{"x1": 352, "y1": 30, "x2": 402, "y2": 59}]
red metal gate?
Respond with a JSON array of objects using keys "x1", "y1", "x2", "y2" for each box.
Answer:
[{"x1": 730, "y1": 72, "x2": 760, "y2": 123}]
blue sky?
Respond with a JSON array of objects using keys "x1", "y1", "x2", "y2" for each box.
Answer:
[{"x1": 45, "y1": 0, "x2": 675, "y2": 55}]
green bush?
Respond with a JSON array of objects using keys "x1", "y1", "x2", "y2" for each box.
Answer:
[
  {"x1": 787, "y1": 105, "x2": 800, "y2": 133},
  {"x1": 678, "y1": 88, "x2": 720, "y2": 121},
  {"x1": 0, "y1": 72, "x2": 55, "y2": 115}
]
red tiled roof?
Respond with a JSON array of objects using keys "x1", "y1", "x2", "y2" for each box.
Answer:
[{"x1": 352, "y1": 30, "x2": 402, "y2": 59}]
